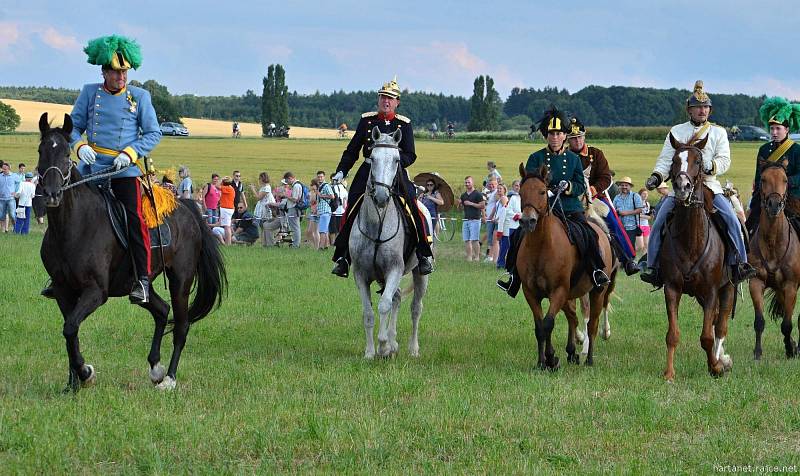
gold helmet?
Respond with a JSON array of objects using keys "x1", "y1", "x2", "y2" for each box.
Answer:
[
  {"x1": 686, "y1": 80, "x2": 712, "y2": 107},
  {"x1": 567, "y1": 116, "x2": 586, "y2": 138},
  {"x1": 378, "y1": 75, "x2": 401, "y2": 99}
]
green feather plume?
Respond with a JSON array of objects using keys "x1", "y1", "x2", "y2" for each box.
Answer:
[
  {"x1": 759, "y1": 96, "x2": 800, "y2": 133},
  {"x1": 83, "y1": 35, "x2": 142, "y2": 70}
]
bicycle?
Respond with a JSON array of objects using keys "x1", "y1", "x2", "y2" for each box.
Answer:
[{"x1": 433, "y1": 213, "x2": 457, "y2": 242}]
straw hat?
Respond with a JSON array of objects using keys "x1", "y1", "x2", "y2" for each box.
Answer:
[
  {"x1": 616, "y1": 176, "x2": 633, "y2": 186},
  {"x1": 656, "y1": 181, "x2": 669, "y2": 190}
]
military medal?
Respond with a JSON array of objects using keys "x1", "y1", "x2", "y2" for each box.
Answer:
[{"x1": 127, "y1": 91, "x2": 137, "y2": 113}]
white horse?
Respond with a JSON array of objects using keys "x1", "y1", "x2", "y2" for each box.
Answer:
[{"x1": 350, "y1": 126, "x2": 429, "y2": 359}]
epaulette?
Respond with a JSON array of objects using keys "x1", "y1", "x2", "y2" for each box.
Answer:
[
  {"x1": 396, "y1": 114, "x2": 411, "y2": 123},
  {"x1": 362, "y1": 111, "x2": 378, "y2": 118}
]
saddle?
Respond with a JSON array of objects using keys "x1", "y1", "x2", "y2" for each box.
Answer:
[
  {"x1": 97, "y1": 184, "x2": 172, "y2": 250},
  {"x1": 553, "y1": 209, "x2": 606, "y2": 287},
  {"x1": 663, "y1": 185, "x2": 734, "y2": 260}
]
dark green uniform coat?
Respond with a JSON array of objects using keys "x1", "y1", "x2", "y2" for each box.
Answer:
[{"x1": 525, "y1": 147, "x2": 586, "y2": 213}]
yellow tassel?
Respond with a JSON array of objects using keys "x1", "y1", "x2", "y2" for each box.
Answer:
[{"x1": 141, "y1": 185, "x2": 179, "y2": 228}]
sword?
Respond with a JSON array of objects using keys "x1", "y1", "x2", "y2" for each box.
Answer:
[{"x1": 142, "y1": 155, "x2": 167, "y2": 290}]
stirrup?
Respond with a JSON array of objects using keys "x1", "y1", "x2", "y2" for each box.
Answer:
[
  {"x1": 331, "y1": 257, "x2": 350, "y2": 278},
  {"x1": 416, "y1": 256, "x2": 433, "y2": 275},
  {"x1": 592, "y1": 270, "x2": 610, "y2": 288},
  {"x1": 496, "y1": 272, "x2": 513, "y2": 291},
  {"x1": 130, "y1": 277, "x2": 150, "y2": 304}
]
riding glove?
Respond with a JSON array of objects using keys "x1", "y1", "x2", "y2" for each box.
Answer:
[
  {"x1": 645, "y1": 173, "x2": 661, "y2": 191},
  {"x1": 332, "y1": 171, "x2": 344, "y2": 182},
  {"x1": 77, "y1": 145, "x2": 97, "y2": 165},
  {"x1": 113, "y1": 152, "x2": 132, "y2": 170}
]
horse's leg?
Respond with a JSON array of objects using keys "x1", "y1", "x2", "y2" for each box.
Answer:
[
  {"x1": 714, "y1": 284, "x2": 735, "y2": 373},
  {"x1": 57, "y1": 286, "x2": 104, "y2": 392},
  {"x1": 781, "y1": 284, "x2": 798, "y2": 358},
  {"x1": 575, "y1": 295, "x2": 589, "y2": 350},
  {"x1": 543, "y1": 288, "x2": 568, "y2": 370},
  {"x1": 750, "y1": 278, "x2": 767, "y2": 360},
  {"x1": 137, "y1": 285, "x2": 170, "y2": 385},
  {"x1": 377, "y1": 271, "x2": 403, "y2": 358},
  {"x1": 701, "y1": 290, "x2": 723, "y2": 377},
  {"x1": 585, "y1": 289, "x2": 604, "y2": 367},
  {"x1": 600, "y1": 292, "x2": 612, "y2": 341},
  {"x1": 562, "y1": 300, "x2": 580, "y2": 365},
  {"x1": 522, "y1": 286, "x2": 547, "y2": 369},
  {"x1": 663, "y1": 285, "x2": 682, "y2": 382},
  {"x1": 408, "y1": 273, "x2": 427, "y2": 357},
  {"x1": 355, "y1": 275, "x2": 376, "y2": 359},
  {"x1": 387, "y1": 288, "x2": 401, "y2": 356}
]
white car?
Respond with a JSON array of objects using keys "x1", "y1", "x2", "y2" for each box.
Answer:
[{"x1": 160, "y1": 122, "x2": 189, "y2": 136}]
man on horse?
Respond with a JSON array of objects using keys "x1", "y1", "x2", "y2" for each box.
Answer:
[
  {"x1": 497, "y1": 106, "x2": 611, "y2": 296},
  {"x1": 331, "y1": 76, "x2": 433, "y2": 278},
  {"x1": 567, "y1": 116, "x2": 639, "y2": 276},
  {"x1": 744, "y1": 96, "x2": 800, "y2": 237},
  {"x1": 43, "y1": 35, "x2": 161, "y2": 303},
  {"x1": 640, "y1": 80, "x2": 755, "y2": 286}
]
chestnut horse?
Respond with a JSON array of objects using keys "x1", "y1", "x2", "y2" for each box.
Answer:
[
  {"x1": 516, "y1": 164, "x2": 616, "y2": 370},
  {"x1": 749, "y1": 159, "x2": 800, "y2": 360},
  {"x1": 659, "y1": 134, "x2": 735, "y2": 381}
]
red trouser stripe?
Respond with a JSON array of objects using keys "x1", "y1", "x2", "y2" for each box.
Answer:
[{"x1": 134, "y1": 181, "x2": 152, "y2": 274}]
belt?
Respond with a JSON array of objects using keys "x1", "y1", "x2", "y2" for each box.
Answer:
[{"x1": 89, "y1": 144, "x2": 121, "y2": 156}]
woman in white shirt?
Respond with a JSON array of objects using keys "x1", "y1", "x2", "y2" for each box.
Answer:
[
  {"x1": 14, "y1": 172, "x2": 36, "y2": 235},
  {"x1": 490, "y1": 183, "x2": 509, "y2": 266},
  {"x1": 250, "y1": 172, "x2": 282, "y2": 247},
  {"x1": 497, "y1": 180, "x2": 521, "y2": 268}
]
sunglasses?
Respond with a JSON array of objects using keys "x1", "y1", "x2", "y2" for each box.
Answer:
[{"x1": 426, "y1": 183, "x2": 434, "y2": 187}]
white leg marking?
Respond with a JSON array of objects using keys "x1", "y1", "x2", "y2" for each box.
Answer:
[
  {"x1": 155, "y1": 376, "x2": 176, "y2": 390},
  {"x1": 149, "y1": 363, "x2": 166, "y2": 384}
]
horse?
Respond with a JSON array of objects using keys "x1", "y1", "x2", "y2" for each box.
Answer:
[
  {"x1": 516, "y1": 164, "x2": 616, "y2": 370},
  {"x1": 659, "y1": 133, "x2": 735, "y2": 381},
  {"x1": 748, "y1": 159, "x2": 800, "y2": 360},
  {"x1": 350, "y1": 126, "x2": 428, "y2": 359},
  {"x1": 37, "y1": 113, "x2": 227, "y2": 392}
]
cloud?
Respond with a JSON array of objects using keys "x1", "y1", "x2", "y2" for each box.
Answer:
[
  {"x1": 38, "y1": 27, "x2": 79, "y2": 52},
  {"x1": 714, "y1": 77, "x2": 800, "y2": 101},
  {"x1": 0, "y1": 21, "x2": 20, "y2": 61}
]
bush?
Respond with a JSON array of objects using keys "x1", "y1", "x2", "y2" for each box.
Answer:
[
  {"x1": 0, "y1": 101, "x2": 21, "y2": 132},
  {"x1": 415, "y1": 126, "x2": 671, "y2": 142}
]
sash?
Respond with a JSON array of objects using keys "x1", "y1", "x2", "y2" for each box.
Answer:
[
  {"x1": 766, "y1": 139, "x2": 795, "y2": 163},
  {"x1": 687, "y1": 122, "x2": 711, "y2": 145}
]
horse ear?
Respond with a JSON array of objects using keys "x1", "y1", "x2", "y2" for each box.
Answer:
[
  {"x1": 695, "y1": 134, "x2": 709, "y2": 150},
  {"x1": 757, "y1": 158, "x2": 768, "y2": 171},
  {"x1": 519, "y1": 163, "x2": 526, "y2": 178},
  {"x1": 782, "y1": 157, "x2": 790, "y2": 169},
  {"x1": 539, "y1": 164, "x2": 551, "y2": 182},
  {"x1": 392, "y1": 127, "x2": 402, "y2": 144},
  {"x1": 668, "y1": 132, "x2": 679, "y2": 150},
  {"x1": 62, "y1": 114, "x2": 73, "y2": 136},
  {"x1": 39, "y1": 112, "x2": 49, "y2": 136},
  {"x1": 371, "y1": 126, "x2": 381, "y2": 142}
]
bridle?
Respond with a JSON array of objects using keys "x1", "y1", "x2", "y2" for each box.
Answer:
[
  {"x1": 520, "y1": 175, "x2": 552, "y2": 218},
  {"x1": 760, "y1": 165, "x2": 788, "y2": 218},
  {"x1": 671, "y1": 145, "x2": 705, "y2": 208},
  {"x1": 358, "y1": 140, "x2": 403, "y2": 270},
  {"x1": 365, "y1": 142, "x2": 400, "y2": 197}
]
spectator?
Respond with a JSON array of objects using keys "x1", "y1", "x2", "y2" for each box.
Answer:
[
  {"x1": 250, "y1": 172, "x2": 282, "y2": 247},
  {"x1": 607, "y1": 170, "x2": 620, "y2": 200},
  {"x1": 419, "y1": 178, "x2": 444, "y2": 237},
  {"x1": 0, "y1": 162, "x2": 15, "y2": 232},
  {"x1": 490, "y1": 183, "x2": 509, "y2": 264},
  {"x1": 219, "y1": 176, "x2": 236, "y2": 245},
  {"x1": 637, "y1": 188, "x2": 652, "y2": 256},
  {"x1": 32, "y1": 173, "x2": 46, "y2": 224},
  {"x1": 177, "y1": 165, "x2": 193, "y2": 199},
  {"x1": 329, "y1": 179, "x2": 348, "y2": 242},
  {"x1": 231, "y1": 203, "x2": 259, "y2": 244},
  {"x1": 316, "y1": 171, "x2": 334, "y2": 250},
  {"x1": 485, "y1": 161, "x2": 502, "y2": 186},
  {"x1": 283, "y1": 171, "x2": 303, "y2": 248},
  {"x1": 201, "y1": 174, "x2": 221, "y2": 224},
  {"x1": 232, "y1": 170, "x2": 247, "y2": 208},
  {"x1": 159, "y1": 170, "x2": 177, "y2": 195},
  {"x1": 13, "y1": 172, "x2": 36, "y2": 234},
  {"x1": 458, "y1": 176, "x2": 485, "y2": 261},
  {"x1": 12, "y1": 163, "x2": 25, "y2": 204},
  {"x1": 497, "y1": 179, "x2": 521, "y2": 268},
  {"x1": 306, "y1": 179, "x2": 320, "y2": 249},
  {"x1": 482, "y1": 178, "x2": 499, "y2": 262},
  {"x1": 652, "y1": 181, "x2": 671, "y2": 216},
  {"x1": 612, "y1": 176, "x2": 644, "y2": 253}
]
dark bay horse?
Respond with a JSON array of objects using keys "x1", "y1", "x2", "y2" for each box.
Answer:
[
  {"x1": 749, "y1": 159, "x2": 800, "y2": 360},
  {"x1": 37, "y1": 113, "x2": 227, "y2": 391},
  {"x1": 517, "y1": 164, "x2": 616, "y2": 370},
  {"x1": 659, "y1": 133, "x2": 735, "y2": 381}
]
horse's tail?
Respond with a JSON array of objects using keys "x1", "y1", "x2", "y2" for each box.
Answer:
[
  {"x1": 765, "y1": 287, "x2": 783, "y2": 322},
  {"x1": 185, "y1": 199, "x2": 227, "y2": 323}
]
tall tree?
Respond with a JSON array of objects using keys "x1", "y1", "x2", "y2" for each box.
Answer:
[
  {"x1": 468, "y1": 75, "x2": 485, "y2": 131},
  {"x1": 274, "y1": 64, "x2": 289, "y2": 127},
  {"x1": 261, "y1": 65, "x2": 276, "y2": 135},
  {"x1": 483, "y1": 75, "x2": 502, "y2": 131},
  {"x1": 129, "y1": 79, "x2": 181, "y2": 123}
]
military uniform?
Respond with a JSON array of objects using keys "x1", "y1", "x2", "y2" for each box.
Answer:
[
  {"x1": 65, "y1": 35, "x2": 161, "y2": 303},
  {"x1": 524, "y1": 147, "x2": 586, "y2": 213},
  {"x1": 331, "y1": 77, "x2": 432, "y2": 277}
]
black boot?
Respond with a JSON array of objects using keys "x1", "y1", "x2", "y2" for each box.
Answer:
[
  {"x1": 41, "y1": 282, "x2": 55, "y2": 300},
  {"x1": 640, "y1": 264, "x2": 662, "y2": 287},
  {"x1": 497, "y1": 271, "x2": 521, "y2": 298},
  {"x1": 332, "y1": 257, "x2": 350, "y2": 278},
  {"x1": 732, "y1": 262, "x2": 757, "y2": 285},
  {"x1": 130, "y1": 276, "x2": 150, "y2": 304},
  {"x1": 416, "y1": 252, "x2": 433, "y2": 275},
  {"x1": 592, "y1": 270, "x2": 611, "y2": 289},
  {"x1": 623, "y1": 259, "x2": 640, "y2": 276}
]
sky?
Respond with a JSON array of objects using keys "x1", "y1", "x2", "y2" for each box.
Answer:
[{"x1": 1, "y1": 0, "x2": 799, "y2": 100}]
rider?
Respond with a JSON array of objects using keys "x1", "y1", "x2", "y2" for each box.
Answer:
[
  {"x1": 566, "y1": 116, "x2": 639, "y2": 276},
  {"x1": 232, "y1": 122, "x2": 240, "y2": 135},
  {"x1": 640, "y1": 80, "x2": 756, "y2": 286},
  {"x1": 497, "y1": 106, "x2": 611, "y2": 297},
  {"x1": 331, "y1": 76, "x2": 434, "y2": 278},
  {"x1": 43, "y1": 35, "x2": 161, "y2": 303},
  {"x1": 447, "y1": 121, "x2": 455, "y2": 137},
  {"x1": 744, "y1": 96, "x2": 800, "y2": 237}
]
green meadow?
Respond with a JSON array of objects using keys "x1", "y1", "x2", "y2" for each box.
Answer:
[{"x1": 1, "y1": 136, "x2": 798, "y2": 474}]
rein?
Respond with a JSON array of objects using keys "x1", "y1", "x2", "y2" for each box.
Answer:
[{"x1": 359, "y1": 142, "x2": 403, "y2": 272}]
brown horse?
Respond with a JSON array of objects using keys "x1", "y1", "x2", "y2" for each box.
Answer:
[
  {"x1": 516, "y1": 164, "x2": 616, "y2": 369},
  {"x1": 659, "y1": 134, "x2": 736, "y2": 381},
  {"x1": 749, "y1": 159, "x2": 800, "y2": 360}
]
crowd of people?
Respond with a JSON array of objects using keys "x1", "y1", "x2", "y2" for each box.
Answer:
[{"x1": 0, "y1": 161, "x2": 44, "y2": 235}]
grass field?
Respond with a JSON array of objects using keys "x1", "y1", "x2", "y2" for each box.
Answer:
[{"x1": 1, "y1": 136, "x2": 798, "y2": 473}]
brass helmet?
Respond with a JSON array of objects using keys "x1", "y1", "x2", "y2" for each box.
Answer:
[
  {"x1": 378, "y1": 75, "x2": 401, "y2": 99},
  {"x1": 537, "y1": 105, "x2": 569, "y2": 137},
  {"x1": 567, "y1": 116, "x2": 586, "y2": 138},
  {"x1": 686, "y1": 80, "x2": 712, "y2": 107}
]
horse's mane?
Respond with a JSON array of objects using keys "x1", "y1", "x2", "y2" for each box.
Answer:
[
  {"x1": 760, "y1": 161, "x2": 787, "y2": 173},
  {"x1": 521, "y1": 167, "x2": 548, "y2": 185}
]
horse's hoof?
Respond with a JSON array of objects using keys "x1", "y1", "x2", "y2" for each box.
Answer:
[
  {"x1": 408, "y1": 344, "x2": 420, "y2": 358},
  {"x1": 709, "y1": 365, "x2": 724, "y2": 378},
  {"x1": 155, "y1": 376, "x2": 176, "y2": 391},
  {"x1": 754, "y1": 350, "x2": 762, "y2": 361},
  {"x1": 720, "y1": 354, "x2": 733, "y2": 372},
  {"x1": 567, "y1": 353, "x2": 580, "y2": 365},
  {"x1": 575, "y1": 331, "x2": 585, "y2": 345},
  {"x1": 80, "y1": 364, "x2": 96, "y2": 388},
  {"x1": 663, "y1": 369, "x2": 675, "y2": 382},
  {"x1": 602, "y1": 330, "x2": 611, "y2": 340},
  {"x1": 149, "y1": 363, "x2": 166, "y2": 384},
  {"x1": 583, "y1": 356, "x2": 594, "y2": 367},
  {"x1": 364, "y1": 351, "x2": 375, "y2": 360},
  {"x1": 548, "y1": 356, "x2": 561, "y2": 371}
]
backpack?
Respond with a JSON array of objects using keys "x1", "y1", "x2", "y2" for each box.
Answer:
[
  {"x1": 294, "y1": 181, "x2": 310, "y2": 212},
  {"x1": 318, "y1": 182, "x2": 335, "y2": 207}
]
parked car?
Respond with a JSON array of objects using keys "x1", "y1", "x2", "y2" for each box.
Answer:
[
  {"x1": 729, "y1": 125, "x2": 768, "y2": 141},
  {"x1": 160, "y1": 122, "x2": 189, "y2": 136},
  {"x1": 789, "y1": 133, "x2": 800, "y2": 141}
]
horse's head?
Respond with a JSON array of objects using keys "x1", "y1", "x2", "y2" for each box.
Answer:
[
  {"x1": 518, "y1": 162, "x2": 550, "y2": 233},
  {"x1": 669, "y1": 132, "x2": 708, "y2": 205},
  {"x1": 37, "y1": 112, "x2": 74, "y2": 207},
  {"x1": 367, "y1": 126, "x2": 401, "y2": 208},
  {"x1": 759, "y1": 158, "x2": 789, "y2": 218}
]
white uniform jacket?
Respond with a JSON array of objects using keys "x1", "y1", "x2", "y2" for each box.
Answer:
[{"x1": 652, "y1": 121, "x2": 730, "y2": 195}]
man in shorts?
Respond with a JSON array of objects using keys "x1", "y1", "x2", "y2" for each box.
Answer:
[{"x1": 459, "y1": 176, "x2": 485, "y2": 261}]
